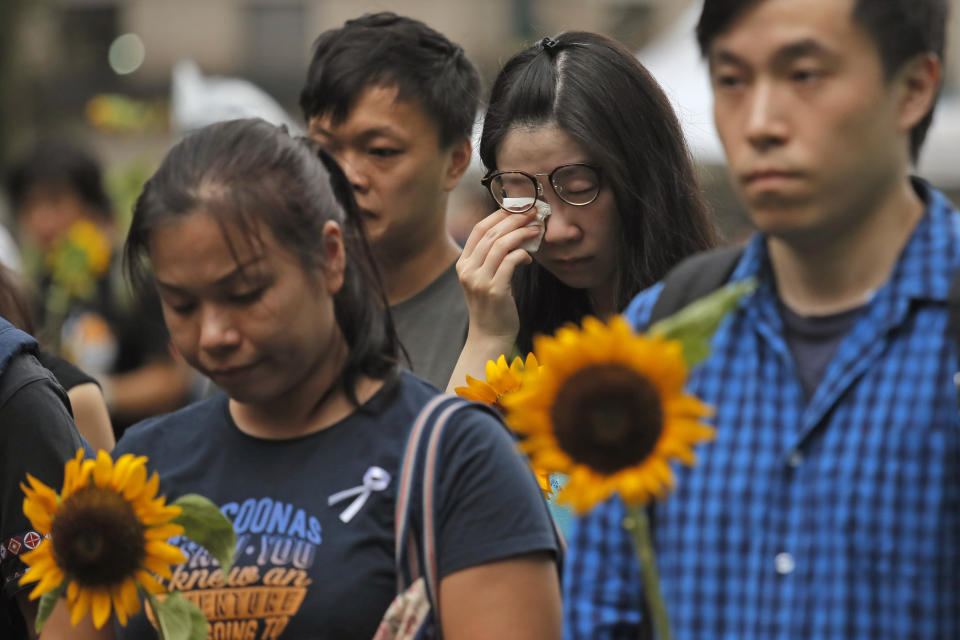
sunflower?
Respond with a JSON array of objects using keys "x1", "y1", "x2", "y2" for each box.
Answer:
[
  {"x1": 20, "y1": 449, "x2": 186, "y2": 629},
  {"x1": 502, "y1": 315, "x2": 714, "y2": 514},
  {"x1": 44, "y1": 220, "x2": 112, "y2": 301},
  {"x1": 455, "y1": 353, "x2": 554, "y2": 496},
  {"x1": 455, "y1": 352, "x2": 540, "y2": 413}
]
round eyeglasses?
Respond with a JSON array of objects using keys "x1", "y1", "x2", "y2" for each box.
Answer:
[{"x1": 481, "y1": 163, "x2": 602, "y2": 214}]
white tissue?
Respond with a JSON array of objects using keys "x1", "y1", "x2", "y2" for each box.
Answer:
[{"x1": 501, "y1": 197, "x2": 552, "y2": 253}]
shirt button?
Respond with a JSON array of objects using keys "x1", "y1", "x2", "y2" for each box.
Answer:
[
  {"x1": 787, "y1": 450, "x2": 803, "y2": 468},
  {"x1": 775, "y1": 552, "x2": 795, "y2": 575}
]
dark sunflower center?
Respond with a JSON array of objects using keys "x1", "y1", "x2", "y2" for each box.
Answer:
[
  {"x1": 550, "y1": 364, "x2": 663, "y2": 474},
  {"x1": 51, "y1": 486, "x2": 146, "y2": 587}
]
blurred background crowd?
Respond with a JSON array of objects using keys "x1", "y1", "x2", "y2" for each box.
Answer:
[{"x1": 0, "y1": 0, "x2": 958, "y2": 436}]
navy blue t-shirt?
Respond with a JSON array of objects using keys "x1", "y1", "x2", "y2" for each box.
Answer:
[
  {"x1": 114, "y1": 371, "x2": 559, "y2": 639},
  {"x1": 779, "y1": 302, "x2": 865, "y2": 400}
]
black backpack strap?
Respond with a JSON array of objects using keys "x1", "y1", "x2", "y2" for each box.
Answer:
[
  {"x1": 648, "y1": 246, "x2": 746, "y2": 327},
  {"x1": 947, "y1": 270, "x2": 960, "y2": 393}
]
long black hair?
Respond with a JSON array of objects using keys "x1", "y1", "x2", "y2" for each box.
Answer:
[
  {"x1": 125, "y1": 118, "x2": 399, "y2": 403},
  {"x1": 480, "y1": 32, "x2": 717, "y2": 352}
]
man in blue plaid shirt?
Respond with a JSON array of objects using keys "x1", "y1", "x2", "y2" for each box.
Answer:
[{"x1": 564, "y1": 0, "x2": 958, "y2": 638}]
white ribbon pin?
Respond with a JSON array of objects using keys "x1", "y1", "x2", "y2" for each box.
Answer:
[{"x1": 328, "y1": 466, "x2": 391, "y2": 523}]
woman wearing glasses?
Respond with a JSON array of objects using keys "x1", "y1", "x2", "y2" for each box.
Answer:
[{"x1": 448, "y1": 32, "x2": 716, "y2": 387}]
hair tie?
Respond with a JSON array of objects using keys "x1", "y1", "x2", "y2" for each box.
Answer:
[{"x1": 541, "y1": 37, "x2": 559, "y2": 53}]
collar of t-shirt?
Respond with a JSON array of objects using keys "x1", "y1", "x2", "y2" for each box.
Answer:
[{"x1": 778, "y1": 301, "x2": 866, "y2": 401}]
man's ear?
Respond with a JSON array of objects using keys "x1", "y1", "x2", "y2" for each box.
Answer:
[
  {"x1": 321, "y1": 220, "x2": 346, "y2": 295},
  {"x1": 896, "y1": 53, "x2": 941, "y2": 132},
  {"x1": 443, "y1": 137, "x2": 473, "y2": 191}
]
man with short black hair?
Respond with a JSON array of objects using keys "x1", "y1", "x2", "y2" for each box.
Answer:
[
  {"x1": 565, "y1": 1, "x2": 959, "y2": 638},
  {"x1": 300, "y1": 13, "x2": 478, "y2": 388}
]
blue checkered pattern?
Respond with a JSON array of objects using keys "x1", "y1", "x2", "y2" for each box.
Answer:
[{"x1": 564, "y1": 182, "x2": 960, "y2": 640}]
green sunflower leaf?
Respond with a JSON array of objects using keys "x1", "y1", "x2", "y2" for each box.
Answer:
[
  {"x1": 147, "y1": 591, "x2": 207, "y2": 640},
  {"x1": 171, "y1": 494, "x2": 236, "y2": 577},
  {"x1": 34, "y1": 581, "x2": 67, "y2": 633},
  {"x1": 649, "y1": 277, "x2": 757, "y2": 369}
]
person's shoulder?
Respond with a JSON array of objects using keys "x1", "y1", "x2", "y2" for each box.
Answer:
[
  {"x1": 932, "y1": 187, "x2": 960, "y2": 243},
  {"x1": 37, "y1": 351, "x2": 97, "y2": 391},
  {"x1": 0, "y1": 352, "x2": 65, "y2": 409},
  {"x1": 1, "y1": 351, "x2": 49, "y2": 385},
  {"x1": 380, "y1": 371, "x2": 504, "y2": 442},
  {"x1": 377, "y1": 370, "x2": 442, "y2": 407},
  {"x1": 115, "y1": 393, "x2": 227, "y2": 455},
  {"x1": 0, "y1": 353, "x2": 85, "y2": 458},
  {"x1": 624, "y1": 281, "x2": 666, "y2": 330},
  {"x1": 394, "y1": 262, "x2": 464, "y2": 312},
  {"x1": 442, "y1": 397, "x2": 514, "y2": 458}
]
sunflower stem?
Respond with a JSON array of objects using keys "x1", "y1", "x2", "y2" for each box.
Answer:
[{"x1": 623, "y1": 505, "x2": 672, "y2": 640}]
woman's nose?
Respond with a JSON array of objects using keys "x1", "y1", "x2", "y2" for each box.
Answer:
[
  {"x1": 198, "y1": 305, "x2": 241, "y2": 354},
  {"x1": 542, "y1": 203, "x2": 583, "y2": 244}
]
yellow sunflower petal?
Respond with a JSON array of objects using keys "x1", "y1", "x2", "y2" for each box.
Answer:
[
  {"x1": 137, "y1": 502, "x2": 182, "y2": 526},
  {"x1": 531, "y1": 445, "x2": 572, "y2": 472},
  {"x1": 122, "y1": 461, "x2": 148, "y2": 501},
  {"x1": 23, "y1": 474, "x2": 58, "y2": 513},
  {"x1": 484, "y1": 356, "x2": 507, "y2": 391},
  {"x1": 649, "y1": 458, "x2": 676, "y2": 487},
  {"x1": 91, "y1": 588, "x2": 112, "y2": 629},
  {"x1": 136, "y1": 570, "x2": 166, "y2": 595},
  {"x1": 111, "y1": 579, "x2": 142, "y2": 627},
  {"x1": 139, "y1": 472, "x2": 160, "y2": 503},
  {"x1": 523, "y1": 352, "x2": 539, "y2": 371},
  {"x1": 145, "y1": 540, "x2": 187, "y2": 566},
  {"x1": 111, "y1": 587, "x2": 128, "y2": 626},
  {"x1": 93, "y1": 450, "x2": 114, "y2": 488},
  {"x1": 118, "y1": 577, "x2": 141, "y2": 619},
  {"x1": 144, "y1": 523, "x2": 185, "y2": 541},
  {"x1": 110, "y1": 454, "x2": 137, "y2": 490},
  {"x1": 20, "y1": 544, "x2": 55, "y2": 573},
  {"x1": 534, "y1": 470, "x2": 553, "y2": 496},
  {"x1": 517, "y1": 433, "x2": 557, "y2": 456},
  {"x1": 454, "y1": 376, "x2": 498, "y2": 404},
  {"x1": 667, "y1": 393, "x2": 714, "y2": 418},
  {"x1": 141, "y1": 554, "x2": 176, "y2": 580},
  {"x1": 508, "y1": 410, "x2": 552, "y2": 437},
  {"x1": 660, "y1": 441, "x2": 696, "y2": 466},
  {"x1": 70, "y1": 586, "x2": 92, "y2": 626},
  {"x1": 504, "y1": 356, "x2": 526, "y2": 390},
  {"x1": 61, "y1": 449, "x2": 85, "y2": 497},
  {"x1": 76, "y1": 459, "x2": 96, "y2": 490},
  {"x1": 26, "y1": 564, "x2": 64, "y2": 600},
  {"x1": 22, "y1": 496, "x2": 53, "y2": 535}
]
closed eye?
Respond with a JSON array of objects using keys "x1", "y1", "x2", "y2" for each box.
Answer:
[
  {"x1": 791, "y1": 68, "x2": 823, "y2": 84},
  {"x1": 165, "y1": 300, "x2": 197, "y2": 316},
  {"x1": 228, "y1": 288, "x2": 265, "y2": 305},
  {"x1": 713, "y1": 73, "x2": 746, "y2": 89},
  {"x1": 369, "y1": 147, "x2": 401, "y2": 158}
]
